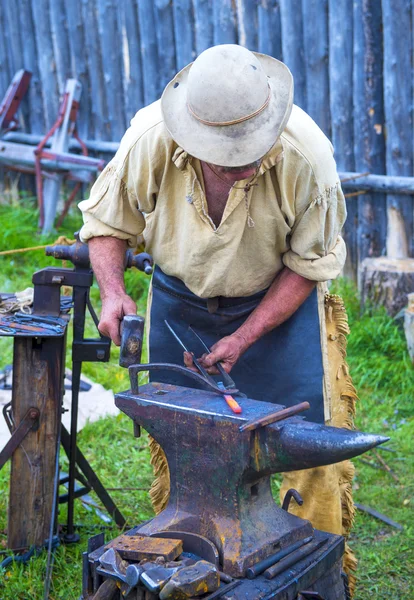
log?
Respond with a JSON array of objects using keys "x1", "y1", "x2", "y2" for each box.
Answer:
[
  {"x1": 404, "y1": 293, "x2": 414, "y2": 364},
  {"x1": 360, "y1": 257, "x2": 414, "y2": 316}
]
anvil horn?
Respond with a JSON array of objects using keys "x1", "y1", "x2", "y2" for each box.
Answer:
[{"x1": 263, "y1": 420, "x2": 390, "y2": 473}]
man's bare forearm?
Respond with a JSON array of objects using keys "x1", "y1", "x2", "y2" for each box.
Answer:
[
  {"x1": 88, "y1": 237, "x2": 137, "y2": 345},
  {"x1": 88, "y1": 237, "x2": 127, "y2": 299},
  {"x1": 235, "y1": 267, "x2": 316, "y2": 352}
]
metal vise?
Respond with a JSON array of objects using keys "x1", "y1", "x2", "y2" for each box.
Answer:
[{"x1": 115, "y1": 321, "x2": 388, "y2": 577}]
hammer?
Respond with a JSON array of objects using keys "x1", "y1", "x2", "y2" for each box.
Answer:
[{"x1": 119, "y1": 315, "x2": 145, "y2": 368}]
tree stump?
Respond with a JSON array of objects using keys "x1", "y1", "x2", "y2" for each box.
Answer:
[
  {"x1": 359, "y1": 257, "x2": 414, "y2": 316},
  {"x1": 404, "y1": 293, "x2": 414, "y2": 364}
]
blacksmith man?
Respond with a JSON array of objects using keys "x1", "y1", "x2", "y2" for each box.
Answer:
[{"x1": 79, "y1": 45, "x2": 357, "y2": 589}]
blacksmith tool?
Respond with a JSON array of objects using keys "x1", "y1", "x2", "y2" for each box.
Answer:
[
  {"x1": 239, "y1": 401, "x2": 310, "y2": 432},
  {"x1": 116, "y1": 382, "x2": 389, "y2": 577},
  {"x1": 264, "y1": 537, "x2": 329, "y2": 580},
  {"x1": 165, "y1": 320, "x2": 242, "y2": 413},
  {"x1": 246, "y1": 535, "x2": 313, "y2": 579},
  {"x1": 189, "y1": 326, "x2": 243, "y2": 413}
]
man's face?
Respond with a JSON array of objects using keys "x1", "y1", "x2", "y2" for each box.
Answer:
[{"x1": 211, "y1": 159, "x2": 261, "y2": 183}]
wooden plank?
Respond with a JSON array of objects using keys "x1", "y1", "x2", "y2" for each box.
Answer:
[
  {"x1": 257, "y1": 0, "x2": 283, "y2": 60},
  {"x1": 329, "y1": 0, "x2": 356, "y2": 280},
  {"x1": 302, "y1": 0, "x2": 330, "y2": 136},
  {"x1": 172, "y1": 0, "x2": 195, "y2": 70},
  {"x1": 193, "y1": 0, "x2": 214, "y2": 55},
  {"x1": 236, "y1": 0, "x2": 258, "y2": 50},
  {"x1": 31, "y1": 0, "x2": 60, "y2": 130},
  {"x1": 65, "y1": 0, "x2": 91, "y2": 137},
  {"x1": 0, "y1": 1, "x2": 11, "y2": 118},
  {"x1": 213, "y1": 0, "x2": 237, "y2": 45},
  {"x1": 96, "y1": 0, "x2": 126, "y2": 140},
  {"x1": 8, "y1": 335, "x2": 66, "y2": 550},
  {"x1": 136, "y1": 0, "x2": 160, "y2": 104},
  {"x1": 121, "y1": 0, "x2": 144, "y2": 122},
  {"x1": 154, "y1": 0, "x2": 176, "y2": 95},
  {"x1": 3, "y1": 0, "x2": 31, "y2": 131},
  {"x1": 81, "y1": 0, "x2": 110, "y2": 140},
  {"x1": 279, "y1": 0, "x2": 306, "y2": 110},
  {"x1": 49, "y1": 0, "x2": 71, "y2": 94},
  {"x1": 382, "y1": 0, "x2": 413, "y2": 257},
  {"x1": 353, "y1": 0, "x2": 387, "y2": 272}
]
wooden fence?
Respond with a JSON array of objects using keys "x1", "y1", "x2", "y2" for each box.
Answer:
[{"x1": 0, "y1": 0, "x2": 413, "y2": 278}]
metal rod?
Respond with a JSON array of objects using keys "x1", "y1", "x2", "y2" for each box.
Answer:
[
  {"x1": 188, "y1": 326, "x2": 236, "y2": 389},
  {"x1": 264, "y1": 538, "x2": 329, "y2": 580},
  {"x1": 164, "y1": 320, "x2": 216, "y2": 384},
  {"x1": 246, "y1": 535, "x2": 313, "y2": 579},
  {"x1": 239, "y1": 401, "x2": 310, "y2": 432}
]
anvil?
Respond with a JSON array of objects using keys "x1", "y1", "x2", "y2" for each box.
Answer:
[{"x1": 115, "y1": 382, "x2": 387, "y2": 577}]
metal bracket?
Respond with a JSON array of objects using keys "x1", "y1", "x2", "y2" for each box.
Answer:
[{"x1": 0, "y1": 407, "x2": 40, "y2": 470}]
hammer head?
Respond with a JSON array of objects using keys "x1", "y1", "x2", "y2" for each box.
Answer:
[{"x1": 119, "y1": 315, "x2": 145, "y2": 368}]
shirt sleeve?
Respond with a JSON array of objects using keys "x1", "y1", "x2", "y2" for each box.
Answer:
[
  {"x1": 282, "y1": 182, "x2": 347, "y2": 282},
  {"x1": 78, "y1": 121, "x2": 162, "y2": 248}
]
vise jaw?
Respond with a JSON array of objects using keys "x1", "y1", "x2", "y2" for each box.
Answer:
[{"x1": 115, "y1": 382, "x2": 387, "y2": 578}]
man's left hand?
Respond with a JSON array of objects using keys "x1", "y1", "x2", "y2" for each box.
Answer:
[{"x1": 183, "y1": 333, "x2": 247, "y2": 375}]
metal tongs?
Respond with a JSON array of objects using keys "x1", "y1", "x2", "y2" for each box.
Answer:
[{"x1": 164, "y1": 321, "x2": 243, "y2": 414}]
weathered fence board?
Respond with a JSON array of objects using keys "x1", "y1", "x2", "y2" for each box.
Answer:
[
  {"x1": 329, "y1": 0, "x2": 356, "y2": 280},
  {"x1": 279, "y1": 0, "x2": 307, "y2": 110},
  {"x1": 213, "y1": 0, "x2": 237, "y2": 45},
  {"x1": 0, "y1": 0, "x2": 412, "y2": 275},
  {"x1": 257, "y1": 0, "x2": 282, "y2": 61},
  {"x1": 302, "y1": 0, "x2": 330, "y2": 136},
  {"x1": 173, "y1": 0, "x2": 195, "y2": 71},
  {"x1": 353, "y1": 0, "x2": 387, "y2": 272},
  {"x1": 382, "y1": 0, "x2": 413, "y2": 258},
  {"x1": 154, "y1": 0, "x2": 177, "y2": 96},
  {"x1": 193, "y1": 0, "x2": 214, "y2": 54},
  {"x1": 137, "y1": 0, "x2": 160, "y2": 106}
]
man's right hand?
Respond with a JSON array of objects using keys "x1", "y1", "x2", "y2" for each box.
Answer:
[{"x1": 98, "y1": 293, "x2": 137, "y2": 346}]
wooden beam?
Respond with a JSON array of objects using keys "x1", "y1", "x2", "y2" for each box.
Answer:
[
  {"x1": 8, "y1": 335, "x2": 66, "y2": 550},
  {"x1": 279, "y1": 0, "x2": 306, "y2": 110}
]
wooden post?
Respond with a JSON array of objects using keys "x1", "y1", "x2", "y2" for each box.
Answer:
[
  {"x1": 41, "y1": 79, "x2": 82, "y2": 235},
  {"x1": 279, "y1": 0, "x2": 307, "y2": 110},
  {"x1": 193, "y1": 0, "x2": 214, "y2": 55},
  {"x1": 302, "y1": 0, "x2": 330, "y2": 136},
  {"x1": 382, "y1": 0, "x2": 413, "y2": 258},
  {"x1": 329, "y1": 0, "x2": 356, "y2": 280},
  {"x1": 257, "y1": 0, "x2": 283, "y2": 60},
  {"x1": 236, "y1": 0, "x2": 258, "y2": 50},
  {"x1": 154, "y1": 0, "x2": 177, "y2": 94},
  {"x1": 172, "y1": 0, "x2": 195, "y2": 71},
  {"x1": 353, "y1": 0, "x2": 386, "y2": 275},
  {"x1": 137, "y1": 0, "x2": 160, "y2": 104},
  {"x1": 213, "y1": 0, "x2": 237, "y2": 45},
  {"x1": 8, "y1": 335, "x2": 66, "y2": 550}
]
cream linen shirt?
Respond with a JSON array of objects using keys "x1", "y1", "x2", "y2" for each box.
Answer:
[{"x1": 79, "y1": 101, "x2": 346, "y2": 298}]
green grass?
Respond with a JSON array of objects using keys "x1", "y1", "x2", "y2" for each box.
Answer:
[{"x1": 0, "y1": 198, "x2": 413, "y2": 598}]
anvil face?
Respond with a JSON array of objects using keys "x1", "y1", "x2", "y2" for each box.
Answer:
[{"x1": 115, "y1": 382, "x2": 386, "y2": 577}]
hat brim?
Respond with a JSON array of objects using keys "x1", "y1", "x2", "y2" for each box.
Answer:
[{"x1": 161, "y1": 52, "x2": 293, "y2": 167}]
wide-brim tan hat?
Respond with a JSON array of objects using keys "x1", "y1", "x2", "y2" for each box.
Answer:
[{"x1": 161, "y1": 44, "x2": 293, "y2": 167}]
